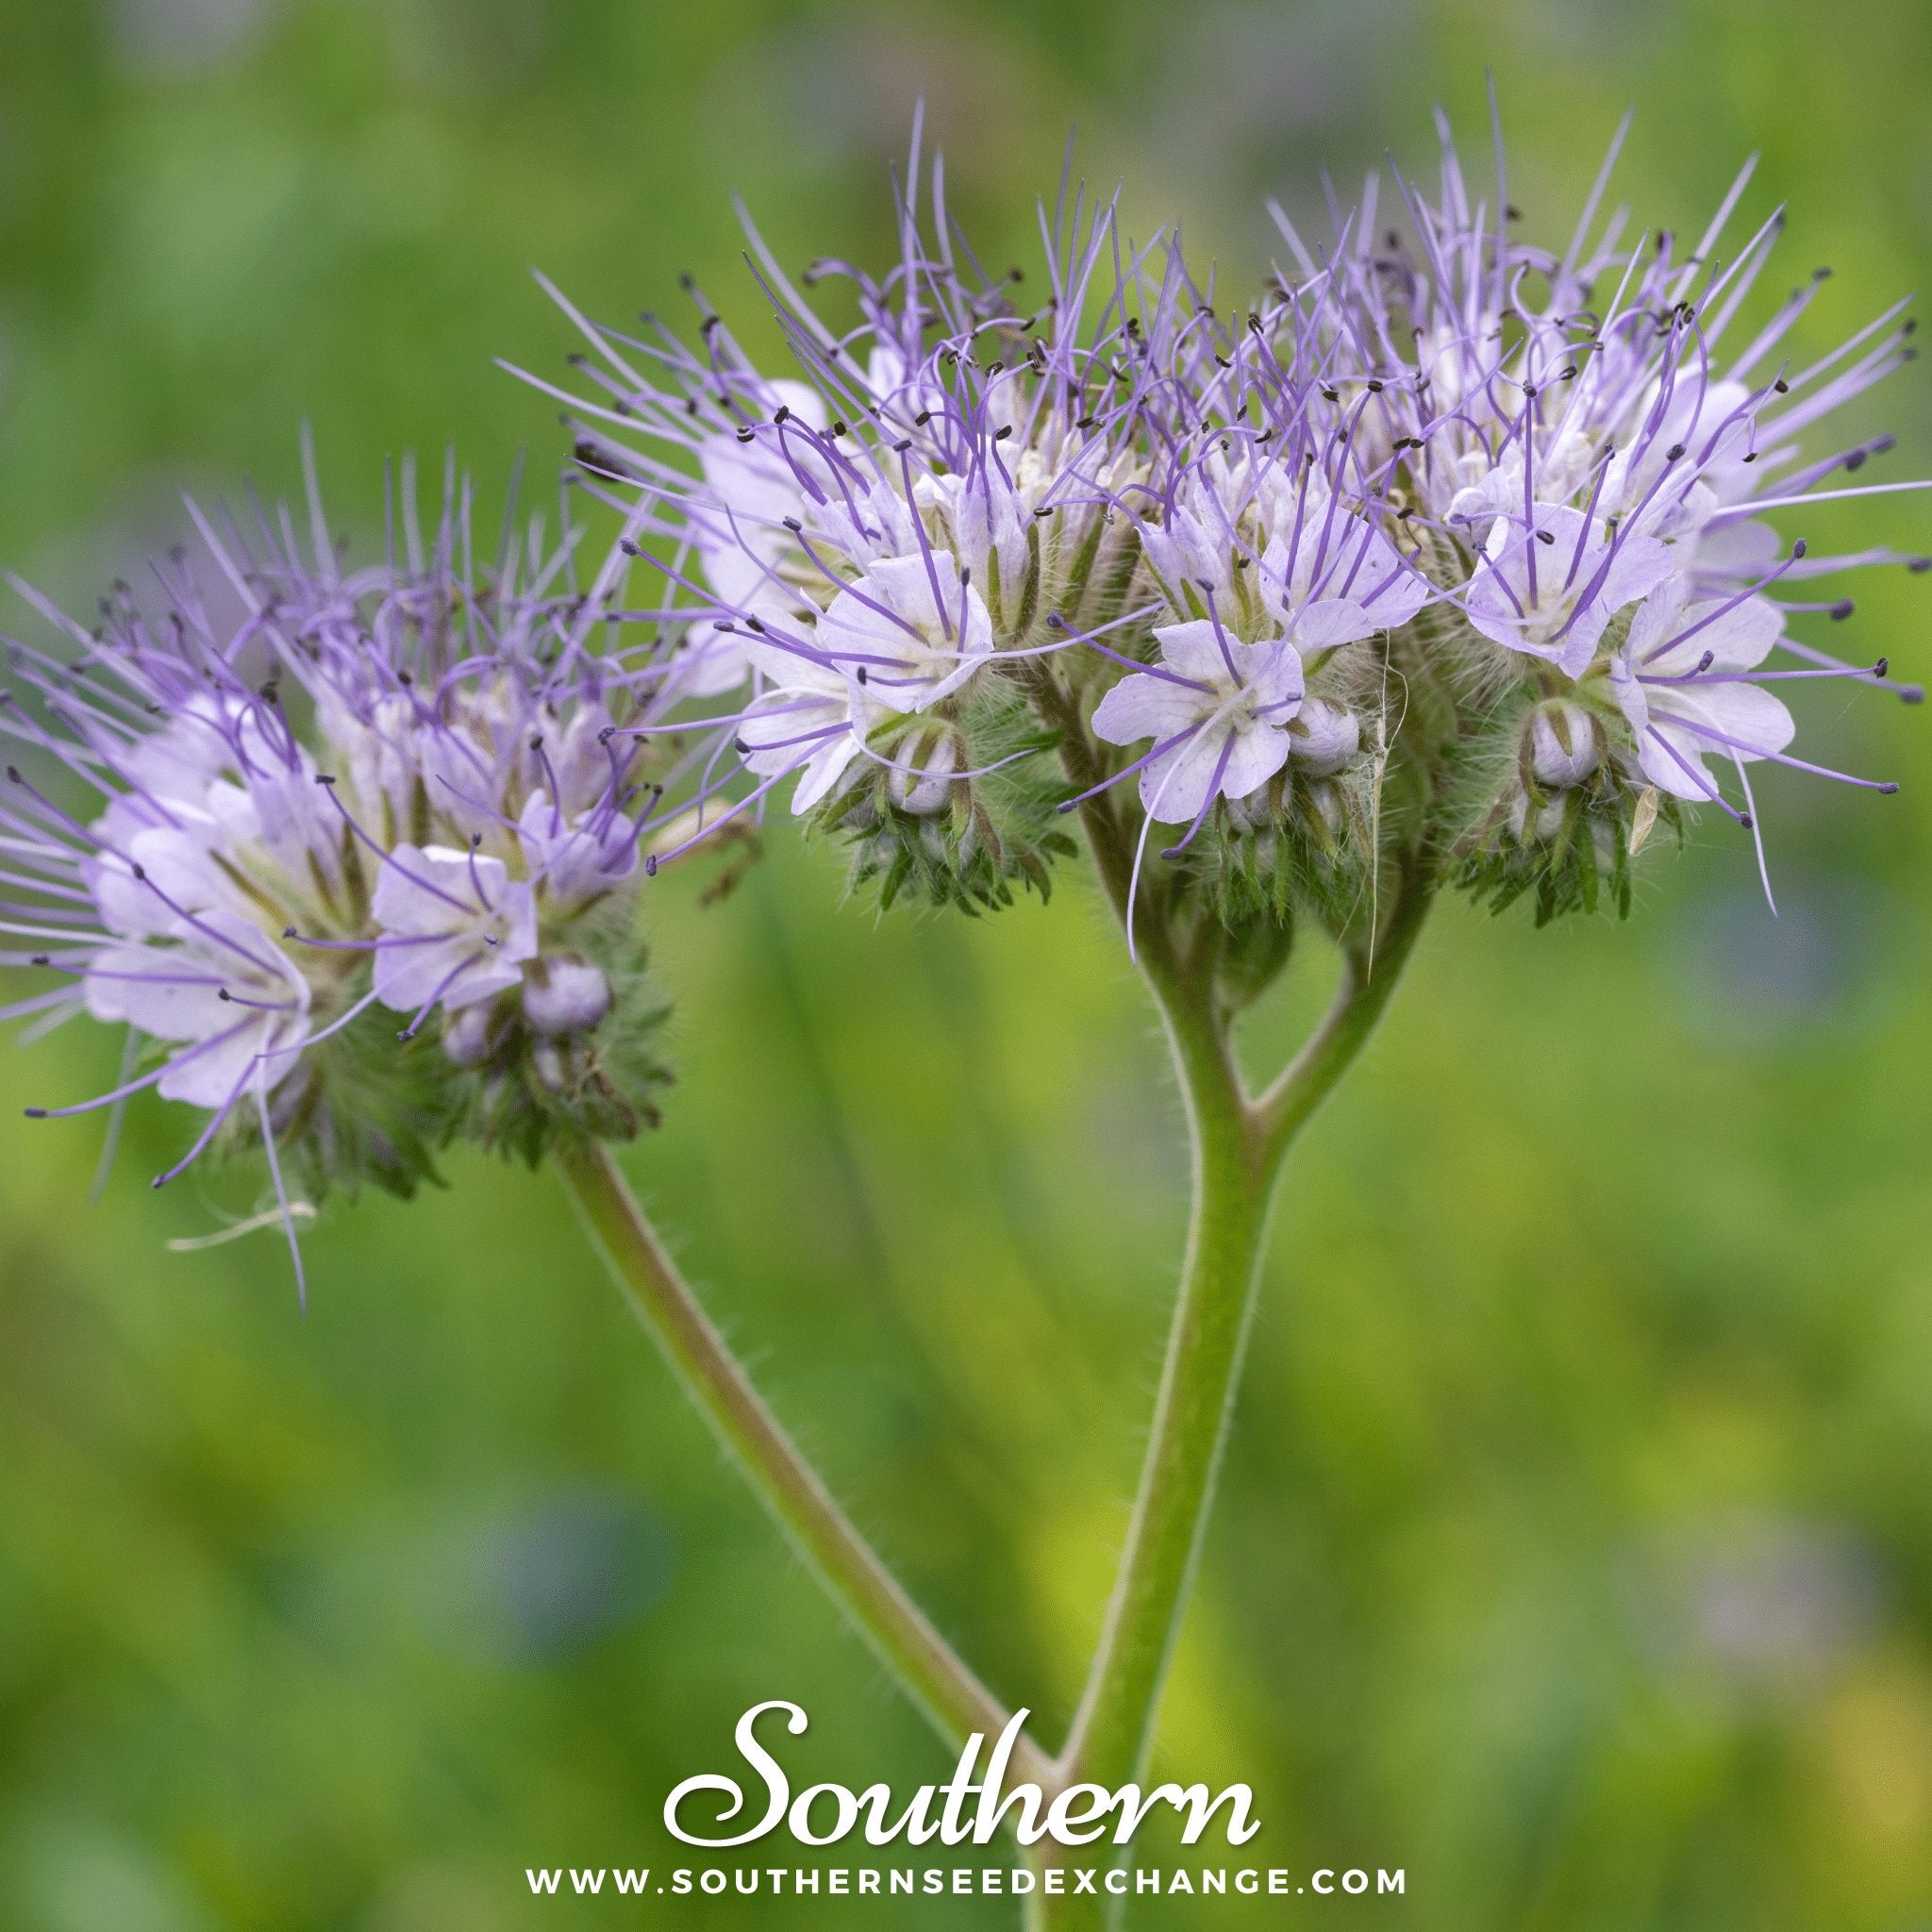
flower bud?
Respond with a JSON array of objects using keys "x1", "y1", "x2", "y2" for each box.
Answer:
[
  {"x1": 442, "y1": 1001, "x2": 498, "y2": 1068},
  {"x1": 1287, "y1": 699, "x2": 1360, "y2": 777},
  {"x1": 524, "y1": 958, "x2": 614, "y2": 1038},
  {"x1": 887, "y1": 724, "x2": 961, "y2": 815},
  {"x1": 1527, "y1": 700, "x2": 1600, "y2": 788}
]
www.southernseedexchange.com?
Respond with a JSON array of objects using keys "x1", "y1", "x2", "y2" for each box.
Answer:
[{"x1": 524, "y1": 1864, "x2": 1408, "y2": 1901}]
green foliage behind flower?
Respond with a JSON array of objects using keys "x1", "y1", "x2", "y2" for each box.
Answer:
[{"x1": 3, "y1": 2, "x2": 1932, "y2": 1928}]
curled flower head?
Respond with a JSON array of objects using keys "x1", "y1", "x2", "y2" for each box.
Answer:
[
  {"x1": 515, "y1": 124, "x2": 1224, "y2": 910},
  {"x1": 3, "y1": 451, "x2": 675, "y2": 1290},
  {"x1": 509, "y1": 108, "x2": 1924, "y2": 960},
  {"x1": 1190, "y1": 106, "x2": 1927, "y2": 927}
]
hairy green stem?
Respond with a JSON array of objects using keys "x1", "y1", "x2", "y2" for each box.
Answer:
[
  {"x1": 557, "y1": 1137, "x2": 1054, "y2": 1790},
  {"x1": 1031, "y1": 838, "x2": 1438, "y2": 1929}
]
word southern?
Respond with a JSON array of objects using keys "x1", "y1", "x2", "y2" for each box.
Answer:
[{"x1": 664, "y1": 1703, "x2": 1261, "y2": 1851}]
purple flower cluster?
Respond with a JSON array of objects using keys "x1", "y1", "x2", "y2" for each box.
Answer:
[
  {"x1": 531, "y1": 111, "x2": 1923, "y2": 924},
  {"x1": 3, "y1": 454, "x2": 669, "y2": 1286},
  {"x1": 5, "y1": 108, "x2": 1926, "y2": 1265}
]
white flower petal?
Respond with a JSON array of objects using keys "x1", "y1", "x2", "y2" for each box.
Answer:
[
  {"x1": 1139, "y1": 724, "x2": 1224, "y2": 824},
  {"x1": 1091, "y1": 672, "x2": 1209, "y2": 746}
]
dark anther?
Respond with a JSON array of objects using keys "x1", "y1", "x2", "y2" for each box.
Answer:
[
  {"x1": 1321, "y1": 387, "x2": 1340, "y2": 401},
  {"x1": 774, "y1": 406, "x2": 791, "y2": 424},
  {"x1": 1046, "y1": 612, "x2": 1066, "y2": 630},
  {"x1": 1774, "y1": 377, "x2": 1790, "y2": 393},
  {"x1": 620, "y1": 538, "x2": 640, "y2": 556},
  {"x1": 1367, "y1": 380, "x2": 1383, "y2": 392},
  {"x1": 24, "y1": 1108, "x2": 47, "y2": 1119},
  {"x1": 830, "y1": 420, "x2": 847, "y2": 437},
  {"x1": 316, "y1": 773, "x2": 336, "y2": 786},
  {"x1": 1666, "y1": 443, "x2": 1686, "y2": 462},
  {"x1": 893, "y1": 439, "x2": 913, "y2": 453},
  {"x1": 1792, "y1": 539, "x2": 1808, "y2": 558},
  {"x1": 1909, "y1": 557, "x2": 1932, "y2": 574},
  {"x1": 218, "y1": 989, "x2": 231, "y2": 1002},
  {"x1": 1507, "y1": 204, "x2": 1523, "y2": 221},
  {"x1": 131, "y1": 863, "x2": 146, "y2": 880},
  {"x1": 1875, "y1": 657, "x2": 1890, "y2": 676},
  {"x1": 782, "y1": 516, "x2": 803, "y2": 532},
  {"x1": 856, "y1": 667, "x2": 869, "y2": 684},
  {"x1": 1536, "y1": 529, "x2": 1556, "y2": 544},
  {"x1": 1739, "y1": 813, "x2": 1755, "y2": 828},
  {"x1": 29, "y1": 955, "x2": 47, "y2": 967},
  {"x1": 1832, "y1": 599, "x2": 1856, "y2": 621},
  {"x1": 733, "y1": 738, "x2": 750, "y2": 755},
  {"x1": 283, "y1": 926, "x2": 297, "y2": 940},
  {"x1": 914, "y1": 410, "x2": 932, "y2": 425},
  {"x1": 994, "y1": 425, "x2": 1013, "y2": 441},
  {"x1": 735, "y1": 425, "x2": 755, "y2": 442}
]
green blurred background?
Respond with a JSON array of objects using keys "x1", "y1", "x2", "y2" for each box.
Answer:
[{"x1": 4, "y1": 1, "x2": 1932, "y2": 1925}]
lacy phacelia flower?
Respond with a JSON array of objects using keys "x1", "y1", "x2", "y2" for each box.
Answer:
[
  {"x1": 15, "y1": 113, "x2": 1924, "y2": 1216},
  {"x1": 514, "y1": 137, "x2": 1198, "y2": 908},
  {"x1": 511, "y1": 111, "x2": 1923, "y2": 946},
  {"x1": 1092, "y1": 620, "x2": 1306, "y2": 830},
  {"x1": 1199, "y1": 109, "x2": 1924, "y2": 925},
  {"x1": 3, "y1": 459, "x2": 673, "y2": 1287}
]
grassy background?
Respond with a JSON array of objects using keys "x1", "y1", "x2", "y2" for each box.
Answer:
[{"x1": 4, "y1": 1, "x2": 1932, "y2": 1925}]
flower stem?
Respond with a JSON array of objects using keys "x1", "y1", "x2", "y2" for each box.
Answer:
[
  {"x1": 556, "y1": 1136, "x2": 1053, "y2": 1789},
  {"x1": 1038, "y1": 855, "x2": 1438, "y2": 1926},
  {"x1": 1051, "y1": 991, "x2": 1268, "y2": 1797}
]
